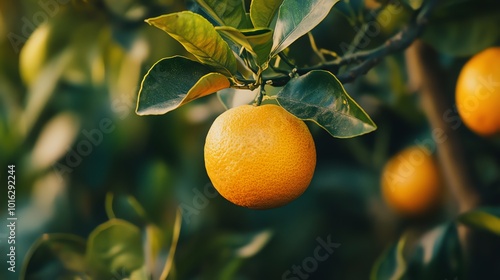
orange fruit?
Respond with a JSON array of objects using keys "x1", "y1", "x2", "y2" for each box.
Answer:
[
  {"x1": 204, "y1": 104, "x2": 316, "y2": 209},
  {"x1": 381, "y1": 146, "x2": 442, "y2": 216},
  {"x1": 456, "y1": 47, "x2": 500, "y2": 136}
]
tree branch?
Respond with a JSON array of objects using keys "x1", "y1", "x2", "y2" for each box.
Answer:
[
  {"x1": 405, "y1": 39, "x2": 490, "y2": 279},
  {"x1": 252, "y1": 0, "x2": 439, "y2": 87},
  {"x1": 405, "y1": 40, "x2": 480, "y2": 213}
]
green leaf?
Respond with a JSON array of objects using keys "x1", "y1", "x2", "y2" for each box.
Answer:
[
  {"x1": 196, "y1": 0, "x2": 251, "y2": 28},
  {"x1": 216, "y1": 26, "x2": 273, "y2": 66},
  {"x1": 136, "y1": 56, "x2": 230, "y2": 116},
  {"x1": 250, "y1": 0, "x2": 284, "y2": 28},
  {"x1": 146, "y1": 11, "x2": 237, "y2": 75},
  {"x1": 406, "y1": 223, "x2": 463, "y2": 279},
  {"x1": 86, "y1": 219, "x2": 144, "y2": 279},
  {"x1": 21, "y1": 234, "x2": 87, "y2": 280},
  {"x1": 370, "y1": 235, "x2": 407, "y2": 280},
  {"x1": 276, "y1": 70, "x2": 377, "y2": 138},
  {"x1": 271, "y1": 0, "x2": 339, "y2": 56},
  {"x1": 458, "y1": 207, "x2": 500, "y2": 235}
]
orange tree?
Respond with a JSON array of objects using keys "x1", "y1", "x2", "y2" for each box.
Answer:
[
  {"x1": 134, "y1": 0, "x2": 500, "y2": 279},
  {"x1": 2, "y1": 0, "x2": 500, "y2": 279}
]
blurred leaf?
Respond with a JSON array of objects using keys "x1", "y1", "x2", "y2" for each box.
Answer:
[
  {"x1": 105, "y1": 192, "x2": 147, "y2": 223},
  {"x1": 172, "y1": 229, "x2": 274, "y2": 278},
  {"x1": 195, "y1": 0, "x2": 251, "y2": 28},
  {"x1": 103, "y1": 0, "x2": 148, "y2": 21},
  {"x1": 62, "y1": 21, "x2": 108, "y2": 86},
  {"x1": 216, "y1": 258, "x2": 244, "y2": 280},
  {"x1": 21, "y1": 234, "x2": 87, "y2": 280},
  {"x1": 276, "y1": 70, "x2": 377, "y2": 138},
  {"x1": 370, "y1": 235, "x2": 407, "y2": 280},
  {"x1": 136, "y1": 56, "x2": 230, "y2": 115},
  {"x1": 194, "y1": 230, "x2": 273, "y2": 279},
  {"x1": 19, "y1": 23, "x2": 53, "y2": 86},
  {"x1": 406, "y1": 223, "x2": 463, "y2": 279},
  {"x1": 130, "y1": 266, "x2": 149, "y2": 280},
  {"x1": 423, "y1": 0, "x2": 500, "y2": 56},
  {"x1": 30, "y1": 112, "x2": 80, "y2": 171},
  {"x1": 18, "y1": 12, "x2": 79, "y2": 87},
  {"x1": 159, "y1": 209, "x2": 182, "y2": 280},
  {"x1": 271, "y1": 0, "x2": 340, "y2": 56},
  {"x1": 235, "y1": 230, "x2": 273, "y2": 258},
  {"x1": 216, "y1": 26, "x2": 273, "y2": 66},
  {"x1": 402, "y1": 0, "x2": 424, "y2": 10},
  {"x1": 20, "y1": 47, "x2": 73, "y2": 137},
  {"x1": 458, "y1": 207, "x2": 500, "y2": 235},
  {"x1": 146, "y1": 12, "x2": 237, "y2": 75},
  {"x1": 145, "y1": 224, "x2": 164, "y2": 273},
  {"x1": 217, "y1": 88, "x2": 258, "y2": 109},
  {"x1": 250, "y1": 0, "x2": 284, "y2": 28},
  {"x1": 135, "y1": 159, "x2": 175, "y2": 222},
  {"x1": 86, "y1": 219, "x2": 144, "y2": 279}
]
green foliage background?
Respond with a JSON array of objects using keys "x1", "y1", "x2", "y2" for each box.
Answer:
[{"x1": 0, "y1": 0, "x2": 500, "y2": 279}]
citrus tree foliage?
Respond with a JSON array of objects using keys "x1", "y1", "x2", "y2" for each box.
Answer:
[
  {"x1": 4, "y1": 0, "x2": 500, "y2": 279},
  {"x1": 136, "y1": 0, "x2": 377, "y2": 138}
]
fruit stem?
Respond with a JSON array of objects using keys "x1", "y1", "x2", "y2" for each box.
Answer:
[{"x1": 254, "y1": 84, "x2": 265, "y2": 106}]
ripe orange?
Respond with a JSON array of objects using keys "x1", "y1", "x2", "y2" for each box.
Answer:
[
  {"x1": 204, "y1": 104, "x2": 316, "y2": 209},
  {"x1": 381, "y1": 146, "x2": 442, "y2": 216},
  {"x1": 455, "y1": 47, "x2": 500, "y2": 136}
]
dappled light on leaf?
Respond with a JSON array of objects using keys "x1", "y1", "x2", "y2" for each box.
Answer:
[{"x1": 146, "y1": 12, "x2": 237, "y2": 75}]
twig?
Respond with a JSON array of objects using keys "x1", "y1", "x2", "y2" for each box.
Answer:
[{"x1": 255, "y1": 0, "x2": 438, "y2": 87}]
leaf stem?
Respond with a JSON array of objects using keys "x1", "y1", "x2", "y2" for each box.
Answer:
[{"x1": 278, "y1": 52, "x2": 297, "y2": 69}]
